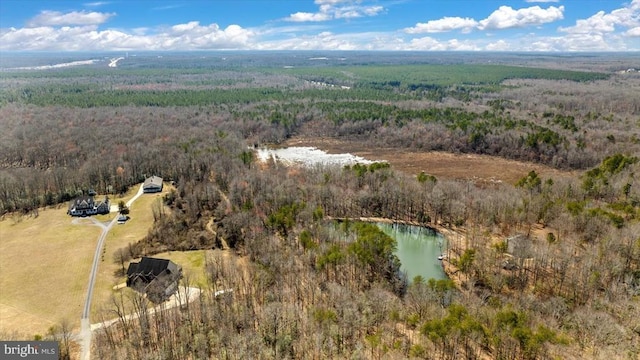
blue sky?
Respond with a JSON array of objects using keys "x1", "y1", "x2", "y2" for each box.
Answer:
[{"x1": 1, "y1": 0, "x2": 639, "y2": 51}]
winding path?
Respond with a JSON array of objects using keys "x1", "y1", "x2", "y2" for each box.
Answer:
[{"x1": 79, "y1": 184, "x2": 144, "y2": 360}]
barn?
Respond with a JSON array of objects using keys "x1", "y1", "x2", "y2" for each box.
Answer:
[{"x1": 143, "y1": 176, "x2": 163, "y2": 193}]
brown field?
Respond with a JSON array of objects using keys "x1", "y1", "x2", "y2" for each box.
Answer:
[
  {"x1": 284, "y1": 137, "x2": 581, "y2": 184},
  {"x1": 0, "y1": 206, "x2": 99, "y2": 337},
  {"x1": 0, "y1": 185, "x2": 171, "y2": 337}
]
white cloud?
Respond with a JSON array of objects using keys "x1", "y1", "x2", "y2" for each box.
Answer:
[
  {"x1": 3, "y1": 1, "x2": 639, "y2": 52},
  {"x1": 503, "y1": 29, "x2": 631, "y2": 52},
  {"x1": 406, "y1": 36, "x2": 481, "y2": 51},
  {"x1": 559, "y1": 1, "x2": 640, "y2": 35},
  {"x1": 626, "y1": 26, "x2": 640, "y2": 37},
  {"x1": 405, "y1": 17, "x2": 478, "y2": 34},
  {"x1": 531, "y1": 33, "x2": 617, "y2": 51},
  {"x1": 443, "y1": 39, "x2": 481, "y2": 51},
  {"x1": 257, "y1": 31, "x2": 358, "y2": 50},
  {"x1": 171, "y1": 21, "x2": 201, "y2": 33},
  {"x1": 0, "y1": 21, "x2": 256, "y2": 51},
  {"x1": 334, "y1": 5, "x2": 384, "y2": 19},
  {"x1": 284, "y1": 0, "x2": 384, "y2": 22},
  {"x1": 158, "y1": 23, "x2": 255, "y2": 49},
  {"x1": 478, "y1": 5, "x2": 564, "y2": 30},
  {"x1": 560, "y1": 11, "x2": 616, "y2": 34},
  {"x1": 256, "y1": 30, "x2": 411, "y2": 51},
  {"x1": 404, "y1": 36, "x2": 445, "y2": 50},
  {"x1": 363, "y1": 6, "x2": 384, "y2": 17},
  {"x1": 27, "y1": 10, "x2": 115, "y2": 27},
  {"x1": 84, "y1": 1, "x2": 110, "y2": 7},
  {"x1": 286, "y1": 12, "x2": 331, "y2": 22},
  {"x1": 131, "y1": 27, "x2": 149, "y2": 36},
  {"x1": 406, "y1": 5, "x2": 564, "y2": 35},
  {"x1": 485, "y1": 39, "x2": 511, "y2": 51}
]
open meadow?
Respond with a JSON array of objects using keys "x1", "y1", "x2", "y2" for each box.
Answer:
[
  {"x1": 89, "y1": 184, "x2": 210, "y2": 320},
  {"x1": 283, "y1": 136, "x2": 582, "y2": 185},
  {"x1": 90, "y1": 186, "x2": 166, "y2": 319},
  {"x1": 0, "y1": 184, "x2": 178, "y2": 336},
  {"x1": 0, "y1": 206, "x2": 99, "y2": 337}
]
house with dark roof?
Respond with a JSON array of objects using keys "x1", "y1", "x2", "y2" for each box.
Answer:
[
  {"x1": 502, "y1": 234, "x2": 536, "y2": 270},
  {"x1": 506, "y1": 234, "x2": 533, "y2": 258},
  {"x1": 143, "y1": 176, "x2": 163, "y2": 193},
  {"x1": 68, "y1": 196, "x2": 110, "y2": 217},
  {"x1": 126, "y1": 257, "x2": 182, "y2": 302}
]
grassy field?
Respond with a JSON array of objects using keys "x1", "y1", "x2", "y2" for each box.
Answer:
[
  {"x1": 137, "y1": 249, "x2": 216, "y2": 289},
  {"x1": 0, "y1": 181, "x2": 221, "y2": 337},
  {"x1": 284, "y1": 136, "x2": 581, "y2": 185},
  {"x1": 91, "y1": 186, "x2": 174, "y2": 319},
  {"x1": 0, "y1": 184, "x2": 173, "y2": 337},
  {"x1": 0, "y1": 205, "x2": 100, "y2": 337}
]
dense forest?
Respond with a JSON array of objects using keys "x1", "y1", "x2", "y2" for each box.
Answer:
[{"x1": 1, "y1": 52, "x2": 639, "y2": 359}]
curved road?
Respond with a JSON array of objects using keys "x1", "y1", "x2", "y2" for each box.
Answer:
[{"x1": 80, "y1": 184, "x2": 144, "y2": 360}]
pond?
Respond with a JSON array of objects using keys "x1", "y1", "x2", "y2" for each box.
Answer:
[
  {"x1": 377, "y1": 223, "x2": 448, "y2": 283},
  {"x1": 256, "y1": 146, "x2": 448, "y2": 284}
]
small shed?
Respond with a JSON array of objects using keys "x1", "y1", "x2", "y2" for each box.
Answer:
[{"x1": 143, "y1": 176, "x2": 163, "y2": 193}]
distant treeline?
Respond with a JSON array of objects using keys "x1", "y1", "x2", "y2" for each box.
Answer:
[
  {"x1": 275, "y1": 64, "x2": 609, "y2": 86},
  {"x1": 5, "y1": 87, "x2": 414, "y2": 107},
  {"x1": 0, "y1": 64, "x2": 608, "y2": 108}
]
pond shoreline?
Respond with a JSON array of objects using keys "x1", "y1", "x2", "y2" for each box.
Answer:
[{"x1": 328, "y1": 216, "x2": 466, "y2": 287}]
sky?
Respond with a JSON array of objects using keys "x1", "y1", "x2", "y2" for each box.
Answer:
[{"x1": 0, "y1": 0, "x2": 639, "y2": 52}]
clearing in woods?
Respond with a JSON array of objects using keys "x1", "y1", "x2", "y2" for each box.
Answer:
[
  {"x1": 284, "y1": 137, "x2": 580, "y2": 184},
  {"x1": 0, "y1": 206, "x2": 99, "y2": 338},
  {"x1": 90, "y1": 185, "x2": 171, "y2": 320},
  {"x1": 0, "y1": 185, "x2": 165, "y2": 337},
  {"x1": 0, "y1": 182, "x2": 227, "y2": 339}
]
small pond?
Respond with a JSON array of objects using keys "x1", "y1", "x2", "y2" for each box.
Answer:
[
  {"x1": 256, "y1": 146, "x2": 448, "y2": 284},
  {"x1": 377, "y1": 223, "x2": 448, "y2": 283}
]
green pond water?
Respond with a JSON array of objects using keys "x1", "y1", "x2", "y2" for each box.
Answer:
[{"x1": 377, "y1": 223, "x2": 448, "y2": 283}]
